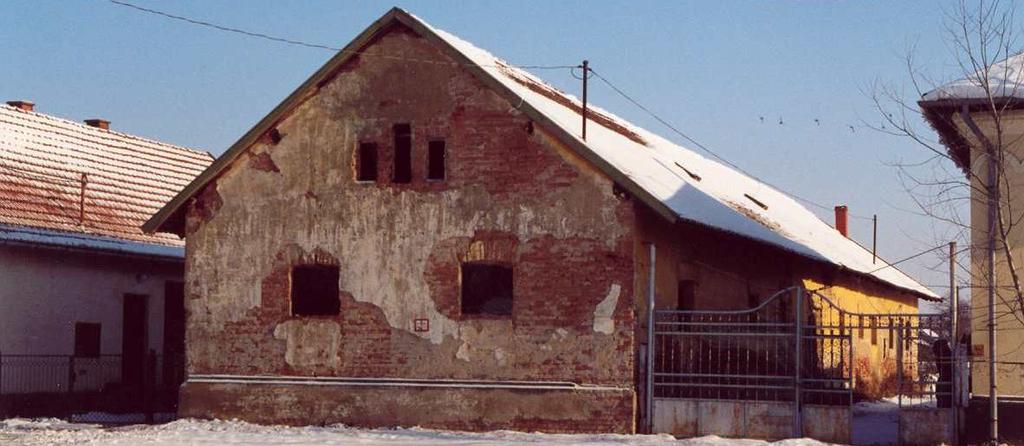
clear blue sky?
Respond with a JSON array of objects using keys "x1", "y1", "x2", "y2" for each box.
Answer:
[{"x1": 1, "y1": 1, "x2": 978, "y2": 297}]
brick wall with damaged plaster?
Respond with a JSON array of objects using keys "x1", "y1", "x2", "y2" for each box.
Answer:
[{"x1": 181, "y1": 23, "x2": 637, "y2": 431}]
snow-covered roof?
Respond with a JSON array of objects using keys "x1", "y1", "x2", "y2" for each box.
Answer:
[
  {"x1": 143, "y1": 8, "x2": 937, "y2": 299},
  {"x1": 426, "y1": 18, "x2": 935, "y2": 299},
  {"x1": 922, "y1": 52, "x2": 1024, "y2": 101},
  {"x1": 0, "y1": 103, "x2": 212, "y2": 252}
]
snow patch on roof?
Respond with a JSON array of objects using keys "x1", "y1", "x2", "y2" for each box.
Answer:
[
  {"x1": 421, "y1": 15, "x2": 937, "y2": 298},
  {"x1": 922, "y1": 52, "x2": 1024, "y2": 101}
]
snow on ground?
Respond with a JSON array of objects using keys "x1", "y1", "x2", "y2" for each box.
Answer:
[{"x1": 0, "y1": 418, "x2": 836, "y2": 446}]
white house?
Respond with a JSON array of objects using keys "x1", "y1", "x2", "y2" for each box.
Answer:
[{"x1": 0, "y1": 100, "x2": 211, "y2": 396}]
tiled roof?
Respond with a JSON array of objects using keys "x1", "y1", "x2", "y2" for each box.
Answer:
[{"x1": 0, "y1": 103, "x2": 212, "y2": 250}]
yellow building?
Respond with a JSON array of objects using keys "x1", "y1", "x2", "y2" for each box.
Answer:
[{"x1": 921, "y1": 53, "x2": 1024, "y2": 443}]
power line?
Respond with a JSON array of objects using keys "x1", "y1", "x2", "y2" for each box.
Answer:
[
  {"x1": 106, "y1": 0, "x2": 576, "y2": 71},
  {"x1": 588, "y1": 68, "x2": 874, "y2": 221}
]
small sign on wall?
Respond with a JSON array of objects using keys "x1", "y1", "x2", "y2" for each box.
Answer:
[
  {"x1": 972, "y1": 344, "x2": 985, "y2": 357},
  {"x1": 414, "y1": 318, "x2": 430, "y2": 332}
]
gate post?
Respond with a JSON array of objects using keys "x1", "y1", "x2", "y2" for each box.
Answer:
[{"x1": 793, "y1": 286, "x2": 803, "y2": 438}]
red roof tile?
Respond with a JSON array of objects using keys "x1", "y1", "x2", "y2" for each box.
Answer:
[{"x1": 0, "y1": 104, "x2": 212, "y2": 248}]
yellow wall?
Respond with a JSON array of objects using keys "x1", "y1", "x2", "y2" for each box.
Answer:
[{"x1": 953, "y1": 110, "x2": 1024, "y2": 397}]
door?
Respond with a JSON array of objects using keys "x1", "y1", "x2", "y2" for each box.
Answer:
[
  {"x1": 122, "y1": 294, "x2": 148, "y2": 388},
  {"x1": 162, "y1": 282, "x2": 185, "y2": 388}
]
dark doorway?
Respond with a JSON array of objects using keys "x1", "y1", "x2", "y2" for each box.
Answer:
[
  {"x1": 122, "y1": 294, "x2": 148, "y2": 388},
  {"x1": 163, "y1": 282, "x2": 185, "y2": 388}
]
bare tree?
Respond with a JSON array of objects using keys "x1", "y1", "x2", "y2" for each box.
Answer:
[{"x1": 871, "y1": 0, "x2": 1024, "y2": 325}]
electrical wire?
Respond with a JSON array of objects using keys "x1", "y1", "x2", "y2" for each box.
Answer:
[
  {"x1": 106, "y1": 0, "x2": 576, "y2": 71},
  {"x1": 588, "y1": 68, "x2": 874, "y2": 221},
  {"x1": 111, "y1": 0, "x2": 878, "y2": 223}
]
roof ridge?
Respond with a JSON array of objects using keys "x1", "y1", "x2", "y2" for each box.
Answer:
[{"x1": 0, "y1": 104, "x2": 213, "y2": 160}]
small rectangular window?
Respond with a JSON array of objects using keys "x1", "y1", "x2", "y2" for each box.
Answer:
[
  {"x1": 461, "y1": 263, "x2": 513, "y2": 316},
  {"x1": 393, "y1": 124, "x2": 412, "y2": 183},
  {"x1": 74, "y1": 322, "x2": 101, "y2": 357},
  {"x1": 291, "y1": 265, "x2": 340, "y2": 316},
  {"x1": 427, "y1": 140, "x2": 446, "y2": 181},
  {"x1": 357, "y1": 142, "x2": 378, "y2": 181},
  {"x1": 677, "y1": 280, "x2": 697, "y2": 310}
]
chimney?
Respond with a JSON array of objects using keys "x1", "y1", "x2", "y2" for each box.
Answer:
[
  {"x1": 6, "y1": 100, "x2": 35, "y2": 112},
  {"x1": 84, "y1": 119, "x2": 110, "y2": 130},
  {"x1": 834, "y1": 205, "x2": 849, "y2": 238}
]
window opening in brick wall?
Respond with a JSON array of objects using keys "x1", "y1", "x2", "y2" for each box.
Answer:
[
  {"x1": 393, "y1": 124, "x2": 412, "y2": 183},
  {"x1": 291, "y1": 264, "x2": 340, "y2": 316},
  {"x1": 357, "y1": 142, "x2": 378, "y2": 181},
  {"x1": 461, "y1": 263, "x2": 513, "y2": 316},
  {"x1": 427, "y1": 140, "x2": 446, "y2": 181}
]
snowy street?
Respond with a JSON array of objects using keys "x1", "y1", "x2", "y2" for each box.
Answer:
[{"x1": 0, "y1": 419, "x2": 833, "y2": 446}]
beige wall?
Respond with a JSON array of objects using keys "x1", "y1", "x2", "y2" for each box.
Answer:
[
  {"x1": 953, "y1": 110, "x2": 1024, "y2": 397},
  {"x1": 0, "y1": 243, "x2": 183, "y2": 393}
]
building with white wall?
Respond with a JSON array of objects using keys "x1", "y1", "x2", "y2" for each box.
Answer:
[{"x1": 0, "y1": 100, "x2": 211, "y2": 395}]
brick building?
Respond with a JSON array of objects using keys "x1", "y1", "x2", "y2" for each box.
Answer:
[{"x1": 144, "y1": 8, "x2": 936, "y2": 433}]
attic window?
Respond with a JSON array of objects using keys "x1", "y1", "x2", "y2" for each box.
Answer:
[
  {"x1": 427, "y1": 140, "x2": 446, "y2": 181},
  {"x1": 356, "y1": 142, "x2": 378, "y2": 182},
  {"x1": 744, "y1": 193, "x2": 768, "y2": 210},
  {"x1": 674, "y1": 162, "x2": 701, "y2": 181},
  {"x1": 291, "y1": 264, "x2": 340, "y2": 316},
  {"x1": 393, "y1": 124, "x2": 412, "y2": 183}
]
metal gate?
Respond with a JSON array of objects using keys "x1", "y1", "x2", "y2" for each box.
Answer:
[{"x1": 647, "y1": 286, "x2": 958, "y2": 445}]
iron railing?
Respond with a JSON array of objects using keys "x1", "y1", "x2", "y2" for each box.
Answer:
[{"x1": 0, "y1": 351, "x2": 184, "y2": 424}]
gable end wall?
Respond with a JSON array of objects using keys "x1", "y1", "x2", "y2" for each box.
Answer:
[{"x1": 180, "y1": 23, "x2": 638, "y2": 433}]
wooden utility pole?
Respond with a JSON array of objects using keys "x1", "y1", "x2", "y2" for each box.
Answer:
[
  {"x1": 872, "y1": 214, "x2": 878, "y2": 264},
  {"x1": 581, "y1": 60, "x2": 589, "y2": 141}
]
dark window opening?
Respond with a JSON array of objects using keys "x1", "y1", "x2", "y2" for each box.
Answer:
[
  {"x1": 461, "y1": 263, "x2": 513, "y2": 316},
  {"x1": 393, "y1": 123, "x2": 412, "y2": 183},
  {"x1": 74, "y1": 322, "x2": 101, "y2": 357},
  {"x1": 357, "y1": 142, "x2": 378, "y2": 181},
  {"x1": 677, "y1": 280, "x2": 697, "y2": 310},
  {"x1": 291, "y1": 264, "x2": 340, "y2": 316},
  {"x1": 427, "y1": 140, "x2": 446, "y2": 180}
]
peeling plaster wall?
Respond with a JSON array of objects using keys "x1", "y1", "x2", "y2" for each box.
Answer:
[{"x1": 183, "y1": 21, "x2": 636, "y2": 411}]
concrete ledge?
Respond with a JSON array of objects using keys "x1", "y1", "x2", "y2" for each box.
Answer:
[
  {"x1": 899, "y1": 408, "x2": 953, "y2": 446},
  {"x1": 652, "y1": 399, "x2": 849, "y2": 444},
  {"x1": 654, "y1": 400, "x2": 793, "y2": 441},
  {"x1": 180, "y1": 380, "x2": 635, "y2": 433}
]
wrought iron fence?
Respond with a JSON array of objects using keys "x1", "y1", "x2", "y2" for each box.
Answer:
[
  {"x1": 0, "y1": 351, "x2": 184, "y2": 424},
  {"x1": 652, "y1": 287, "x2": 955, "y2": 408}
]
